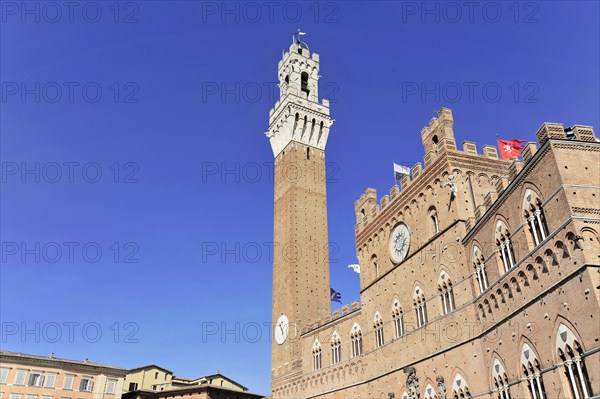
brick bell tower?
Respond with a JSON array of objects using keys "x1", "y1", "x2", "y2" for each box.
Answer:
[{"x1": 266, "y1": 38, "x2": 333, "y2": 392}]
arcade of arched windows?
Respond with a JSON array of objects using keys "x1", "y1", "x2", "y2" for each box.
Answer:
[
  {"x1": 475, "y1": 228, "x2": 581, "y2": 322},
  {"x1": 292, "y1": 321, "x2": 594, "y2": 399}
]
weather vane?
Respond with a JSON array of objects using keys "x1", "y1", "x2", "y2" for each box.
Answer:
[{"x1": 293, "y1": 29, "x2": 308, "y2": 48}]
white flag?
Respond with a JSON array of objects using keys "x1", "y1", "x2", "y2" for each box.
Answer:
[{"x1": 394, "y1": 163, "x2": 411, "y2": 180}]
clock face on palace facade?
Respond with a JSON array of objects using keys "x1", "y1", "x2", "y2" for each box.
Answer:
[
  {"x1": 275, "y1": 314, "x2": 290, "y2": 345},
  {"x1": 389, "y1": 222, "x2": 410, "y2": 264}
]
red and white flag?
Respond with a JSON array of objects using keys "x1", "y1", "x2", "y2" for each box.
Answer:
[{"x1": 497, "y1": 139, "x2": 526, "y2": 159}]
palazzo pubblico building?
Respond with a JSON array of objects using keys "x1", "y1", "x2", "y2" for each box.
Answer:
[{"x1": 266, "y1": 40, "x2": 600, "y2": 399}]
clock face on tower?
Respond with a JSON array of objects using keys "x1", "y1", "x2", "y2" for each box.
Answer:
[
  {"x1": 275, "y1": 314, "x2": 290, "y2": 345},
  {"x1": 389, "y1": 223, "x2": 410, "y2": 264}
]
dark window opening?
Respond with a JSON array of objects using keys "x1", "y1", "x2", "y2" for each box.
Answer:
[
  {"x1": 285, "y1": 75, "x2": 289, "y2": 84},
  {"x1": 307, "y1": 147, "x2": 310, "y2": 160},
  {"x1": 432, "y1": 135, "x2": 439, "y2": 144},
  {"x1": 301, "y1": 72, "x2": 309, "y2": 95},
  {"x1": 292, "y1": 113, "x2": 299, "y2": 137}
]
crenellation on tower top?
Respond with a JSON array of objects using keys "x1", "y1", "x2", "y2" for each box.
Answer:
[
  {"x1": 436, "y1": 135, "x2": 457, "y2": 152},
  {"x1": 389, "y1": 185, "x2": 400, "y2": 200},
  {"x1": 421, "y1": 108, "x2": 455, "y2": 155},
  {"x1": 380, "y1": 194, "x2": 390, "y2": 210},
  {"x1": 482, "y1": 144, "x2": 498, "y2": 158},
  {"x1": 411, "y1": 162, "x2": 423, "y2": 178},
  {"x1": 536, "y1": 122, "x2": 597, "y2": 146},
  {"x1": 536, "y1": 122, "x2": 565, "y2": 144},
  {"x1": 521, "y1": 142, "x2": 538, "y2": 163},
  {"x1": 400, "y1": 174, "x2": 411, "y2": 189},
  {"x1": 353, "y1": 109, "x2": 527, "y2": 237},
  {"x1": 462, "y1": 141, "x2": 478, "y2": 155},
  {"x1": 508, "y1": 159, "x2": 523, "y2": 181},
  {"x1": 572, "y1": 125, "x2": 597, "y2": 141},
  {"x1": 267, "y1": 39, "x2": 332, "y2": 158},
  {"x1": 495, "y1": 176, "x2": 509, "y2": 194},
  {"x1": 423, "y1": 150, "x2": 437, "y2": 167},
  {"x1": 484, "y1": 191, "x2": 497, "y2": 208},
  {"x1": 355, "y1": 188, "x2": 377, "y2": 226},
  {"x1": 474, "y1": 203, "x2": 487, "y2": 220}
]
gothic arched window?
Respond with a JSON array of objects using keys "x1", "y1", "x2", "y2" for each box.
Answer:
[
  {"x1": 496, "y1": 221, "x2": 516, "y2": 273},
  {"x1": 429, "y1": 207, "x2": 440, "y2": 235},
  {"x1": 312, "y1": 340, "x2": 322, "y2": 371},
  {"x1": 523, "y1": 189, "x2": 548, "y2": 247},
  {"x1": 373, "y1": 312, "x2": 384, "y2": 348},
  {"x1": 330, "y1": 332, "x2": 341, "y2": 365},
  {"x1": 556, "y1": 324, "x2": 593, "y2": 399},
  {"x1": 350, "y1": 323, "x2": 362, "y2": 357},
  {"x1": 301, "y1": 72, "x2": 309, "y2": 94},
  {"x1": 413, "y1": 287, "x2": 428, "y2": 328},
  {"x1": 473, "y1": 245, "x2": 489, "y2": 293},
  {"x1": 425, "y1": 383, "x2": 436, "y2": 399},
  {"x1": 492, "y1": 358, "x2": 512, "y2": 399},
  {"x1": 452, "y1": 373, "x2": 471, "y2": 399},
  {"x1": 438, "y1": 271, "x2": 455, "y2": 314},
  {"x1": 521, "y1": 343, "x2": 547, "y2": 399},
  {"x1": 392, "y1": 299, "x2": 404, "y2": 339}
]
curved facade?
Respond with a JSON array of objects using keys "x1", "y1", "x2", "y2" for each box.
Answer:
[{"x1": 269, "y1": 41, "x2": 600, "y2": 399}]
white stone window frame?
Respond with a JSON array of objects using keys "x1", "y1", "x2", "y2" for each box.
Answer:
[
  {"x1": 392, "y1": 299, "x2": 404, "y2": 339},
  {"x1": 373, "y1": 311, "x2": 385, "y2": 348},
  {"x1": 451, "y1": 373, "x2": 470, "y2": 398},
  {"x1": 496, "y1": 221, "x2": 515, "y2": 273},
  {"x1": 312, "y1": 339, "x2": 322, "y2": 371},
  {"x1": 523, "y1": 189, "x2": 548, "y2": 247},
  {"x1": 492, "y1": 358, "x2": 511, "y2": 399},
  {"x1": 473, "y1": 245, "x2": 489, "y2": 293},
  {"x1": 350, "y1": 322, "x2": 362, "y2": 357},
  {"x1": 424, "y1": 383, "x2": 436, "y2": 399},
  {"x1": 413, "y1": 287, "x2": 427, "y2": 328},
  {"x1": 556, "y1": 324, "x2": 592, "y2": 399},
  {"x1": 520, "y1": 343, "x2": 546, "y2": 399},
  {"x1": 438, "y1": 271, "x2": 455, "y2": 314},
  {"x1": 330, "y1": 332, "x2": 341, "y2": 365}
]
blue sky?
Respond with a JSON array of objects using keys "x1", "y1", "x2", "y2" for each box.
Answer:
[{"x1": 1, "y1": 1, "x2": 598, "y2": 395}]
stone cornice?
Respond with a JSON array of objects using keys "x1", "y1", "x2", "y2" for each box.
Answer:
[{"x1": 0, "y1": 351, "x2": 127, "y2": 376}]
